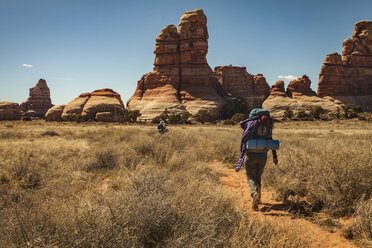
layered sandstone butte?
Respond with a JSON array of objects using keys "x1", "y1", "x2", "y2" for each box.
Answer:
[
  {"x1": 214, "y1": 66, "x2": 270, "y2": 107},
  {"x1": 287, "y1": 75, "x2": 316, "y2": 97},
  {"x1": 318, "y1": 20, "x2": 372, "y2": 111},
  {"x1": 20, "y1": 79, "x2": 53, "y2": 117},
  {"x1": 48, "y1": 89, "x2": 125, "y2": 122},
  {"x1": 0, "y1": 102, "x2": 21, "y2": 121},
  {"x1": 127, "y1": 9, "x2": 271, "y2": 120},
  {"x1": 263, "y1": 76, "x2": 342, "y2": 118},
  {"x1": 270, "y1": 81, "x2": 286, "y2": 97}
]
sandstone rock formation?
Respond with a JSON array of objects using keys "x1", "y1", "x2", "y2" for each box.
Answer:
[
  {"x1": 270, "y1": 81, "x2": 286, "y2": 97},
  {"x1": 263, "y1": 76, "x2": 342, "y2": 118},
  {"x1": 127, "y1": 9, "x2": 270, "y2": 120},
  {"x1": 20, "y1": 79, "x2": 53, "y2": 117},
  {"x1": 48, "y1": 89, "x2": 125, "y2": 122},
  {"x1": 287, "y1": 75, "x2": 316, "y2": 97},
  {"x1": 214, "y1": 66, "x2": 270, "y2": 107},
  {"x1": 45, "y1": 105, "x2": 65, "y2": 121},
  {"x1": 0, "y1": 102, "x2": 21, "y2": 121},
  {"x1": 318, "y1": 20, "x2": 372, "y2": 111}
]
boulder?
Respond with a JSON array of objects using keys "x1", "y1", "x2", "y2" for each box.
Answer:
[
  {"x1": 45, "y1": 105, "x2": 65, "y2": 121},
  {"x1": 20, "y1": 79, "x2": 53, "y2": 117},
  {"x1": 61, "y1": 89, "x2": 125, "y2": 122},
  {"x1": 318, "y1": 20, "x2": 372, "y2": 111},
  {"x1": 81, "y1": 89, "x2": 125, "y2": 120},
  {"x1": 61, "y1": 93, "x2": 91, "y2": 120},
  {"x1": 0, "y1": 102, "x2": 21, "y2": 121}
]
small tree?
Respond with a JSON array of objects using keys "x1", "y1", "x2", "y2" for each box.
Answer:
[
  {"x1": 122, "y1": 110, "x2": 141, "y2": 123},
  {"x1": 310, "y1": 106, "x2": 325, "y2": 119},
  {"x1": 283, "y1": 107, "x2": 293, "y2": 120},
  {"x1": 193, "y1": 109, "x2": 217, "y2": 124},
  {"x1": 297, "y1": 110, "x2": 308, "y2": 119}
]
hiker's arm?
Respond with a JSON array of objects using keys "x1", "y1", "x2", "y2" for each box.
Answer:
[{"x1": 272, "y1": 150, "x2": 278, "y2": 165}]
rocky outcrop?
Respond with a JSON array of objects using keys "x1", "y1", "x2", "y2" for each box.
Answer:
[
  {"x1": 287, "y1": 75, "x2": 316, "y2": 97},
  {"x1": 20, "y1": 79, "x2": 53, "y2": 117},
  {"x1": 45, "y1": 105, "x2": 65, "y2": 121},
  {"x1": 214, "y1": 66, "x2": 270, "y2": 107},
  {"x1": 0, "y1": 102, "x2": 21, "y2": 121},
  {"x1": 48, "y1": 89, "x2": 125, "y2": 122},
  {"x1": 318, "y1": 20, "x2": 372, "y2": 111},
  {"x1": 263, "y1": 76, "x2": 342, "y2": 118},
  {"x1": 270, "y1": 81, "x2": 286, "y2": 96},
  {"x1": 127, "y1": 9, "x2": 270, "y2": 120}
]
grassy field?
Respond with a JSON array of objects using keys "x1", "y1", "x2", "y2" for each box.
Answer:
[{"x1": 0, "y1": 120, "x2": 371, "y2": 247}]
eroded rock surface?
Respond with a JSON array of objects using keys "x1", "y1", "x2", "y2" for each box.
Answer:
[
  {"x1": 49, "y1": 89, "x2": 125, "y2": 122},
  {"x1": 318, "y1": 20, "x2": 372, "y2": 111},
  {"x1": 0, "y1": 102, "x2": 21, "y2": 121},
  {"x1": 45, "y1": 105, "x2": 65, "y2": 121},
  {"x1": 127, "y1": 9, "x2": 269, "y2": 120},
  {"x1": 287, "y1": 75, "x2": 316, "y2": 97},
  {"x1": 20, "y1": 79, "x2": 53, "y2": 117},
  {"x1": 214, "y1": 66, "x2": 270, "y2": 107},
  {"x1": 270, "y1": 81, "x2": 286, "y2": 97}
]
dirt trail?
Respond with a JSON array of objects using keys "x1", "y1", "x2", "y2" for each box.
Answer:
[{"x1": 213, "y1": 163, "x2": 357, "y2": 248}]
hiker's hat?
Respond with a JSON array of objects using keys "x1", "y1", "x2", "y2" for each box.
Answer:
[{"x1": 261, "y1": 115, "x2": 270, "y2": 125}]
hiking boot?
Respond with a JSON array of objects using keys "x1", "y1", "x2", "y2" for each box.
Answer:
[{"x1": 252, "y1": 194, "x2": 259, "y2": 211}]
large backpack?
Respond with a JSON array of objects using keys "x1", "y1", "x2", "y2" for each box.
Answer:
[{"x1": 247, "y1": 108, "x2": 273, "y2": 152}]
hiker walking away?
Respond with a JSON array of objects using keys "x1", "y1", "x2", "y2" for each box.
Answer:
[
  {"x1": 235, "y1": 109, "x2": 279, "y2": 211},
  {"x1": 157, "y1": 120, "x2": 168, "y2": 134}
]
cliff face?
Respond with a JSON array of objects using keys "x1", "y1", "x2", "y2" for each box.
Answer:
[
  {"x1": 214, "y1": 66, "x2": 270, "y2": 107},
  {"x1": 318, "y1": 20, "x2": 372, "y2": 111},
  {"x1": 127, "y1": 9, "x2": 269, "y2": 120},
  {"x1": 20, "y1": 79, "x2": 53, "y2": 117}
]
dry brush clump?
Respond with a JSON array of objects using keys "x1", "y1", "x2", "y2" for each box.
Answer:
[
  {"x1": 263, "y1": 127, "x2": 372, "y2": 218},
  {"x1": 0, "y1": 121, "x2": 310, "y2": 248}
]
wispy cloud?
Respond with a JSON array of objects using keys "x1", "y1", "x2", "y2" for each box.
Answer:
[
  {"x1": 22, "y1": 64, "x2": 33, "y2": 68},
  {"x1": 278, "y1": 75, "x2": 297, "y2": 81}
]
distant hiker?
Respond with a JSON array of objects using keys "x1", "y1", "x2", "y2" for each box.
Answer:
[
  {"x1": 235, "y1": 108, "x2": 279, "y2": 211},
  {"x1": 157, "y1": 120, "x2": 168, "y2": 134}
]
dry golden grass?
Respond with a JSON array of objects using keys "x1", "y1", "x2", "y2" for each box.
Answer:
[{"x1": 0, "y1": 119, "x2": 370, "y2": 247}]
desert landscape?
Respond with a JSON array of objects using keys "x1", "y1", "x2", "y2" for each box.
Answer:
[{"x1": 1, "y1": 2, "x2": 372, "y2": 248}]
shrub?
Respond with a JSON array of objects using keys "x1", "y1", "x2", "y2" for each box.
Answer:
[
  {"x1": 351, "y1": 198, "x2": 372, "y2": 245},
  {"x1": 283, "y1": 107, "x2": 293, "y2": 120},
  {"x1": 310, "y1": 106, "x2": 325, "y2": 119},
  {"x1": 220, "y1": 97, "x2": 250, "y2": 119},
  {"x1": 342, "y1": 104, "x2": 362, "y2": 119},
  {"x1": 41, "y1": 130, "x2": 59, "y2": 137},
  {"x1": 297, "y1": 110, "x2": 308, "y2": 119},
  {"x1": 193, "y1": 109, "x2": 217, "y2": 124},
  {"x1": 87, "y1": 149, "x2": 118, "y2": 171},
  {"x1": 122, "y1": 110, "x2": 142, "y2": 123},
  {"x1": 223, "y1": 119, "x2": 235, "y2": 125},
  {"x1": 168, "y1": 111, "x2": 192, "y2": 124},
  {"x1": 231, "y1": 113, "x2": 245, "y2": 123}
]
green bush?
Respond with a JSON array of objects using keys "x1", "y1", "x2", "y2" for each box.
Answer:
[
  {"x1": 342, "y1": 104, "x2": 362, "y2": 119},
  {"x1": 231, "y1": 113, "x2": 245, "y2": 123},
  {"x1": 297, "y1": 110, "x2": 308, "y2": 119},
  {"x1": 310, "y1": 106, "x2": 325, "y2": 119},
  {"x1": 122, "y1": 110, "x2": 141, "y2": 123},
  {"x1": 193, "y1": 109, "x2": 218, "y2": 124},
  {"x1": 221, "y1": 97, "x2": 250, "y2": 119},
  {"x1": 223, "y1": 119, "x2": 235, "y2": 125}
]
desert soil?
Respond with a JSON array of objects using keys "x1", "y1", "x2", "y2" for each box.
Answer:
[{"x1": 213, "y1": 162, "x2": 357, "y2": 248}]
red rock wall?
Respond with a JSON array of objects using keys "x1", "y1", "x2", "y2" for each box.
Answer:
[{"x1": 318, "y1": 20, "x2": 372, "y2": 97}]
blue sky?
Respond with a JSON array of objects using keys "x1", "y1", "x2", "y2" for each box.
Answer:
[{"x1": 0, "y1": 0, "x2": 371, "y2": 105}]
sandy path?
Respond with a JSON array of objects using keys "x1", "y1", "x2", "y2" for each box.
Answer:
[{"x1": 213, "y1": 163, "x2": 357, "y2": 248}]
